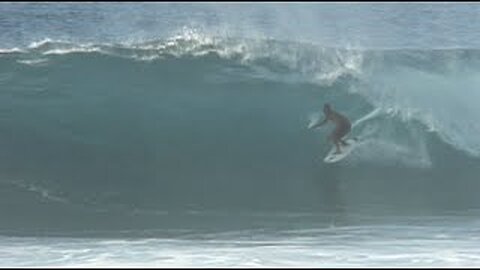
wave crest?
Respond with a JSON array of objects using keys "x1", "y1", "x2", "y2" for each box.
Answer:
[{"x1": 2, "y1": 30, "x2": 480, "y2": 160}]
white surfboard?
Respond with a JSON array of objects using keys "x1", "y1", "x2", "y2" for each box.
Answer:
[{"x1": 323, "y1": 138, "x2": 359, "y2": 163}]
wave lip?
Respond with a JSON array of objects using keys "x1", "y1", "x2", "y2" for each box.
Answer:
[{"x1": 13, "y1": 29, "x2": 364, "y2": 80}]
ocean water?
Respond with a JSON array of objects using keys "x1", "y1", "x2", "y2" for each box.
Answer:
[{"x1": 1, "y1": 2, "x2": 480, "y2": 267}]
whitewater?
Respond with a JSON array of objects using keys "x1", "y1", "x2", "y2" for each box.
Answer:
[{"x1": 0, "y1": 2, "x2": 480, "y2": 267}]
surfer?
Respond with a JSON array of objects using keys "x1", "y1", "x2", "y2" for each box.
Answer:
[{"x1": 309, "y1": 103, "x2": 352, "y2": 154}]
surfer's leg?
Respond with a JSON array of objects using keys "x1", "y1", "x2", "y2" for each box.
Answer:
[
  {"x1": 334, "y1": 140, "x2": 341, "y2": 154},
  {"x1": 336, "y1": 123, "x2": 351, "y2": 147},
  {"x1": 328, "y1": 133, "x2": 342, "y2": 154},
  {"x1": 332, "y1": 129, "x2": 345, "y2": 153}
]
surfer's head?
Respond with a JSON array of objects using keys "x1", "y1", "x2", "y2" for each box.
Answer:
[{"x1": 323, "y1": 103, "x2": 332, "y2": 114}]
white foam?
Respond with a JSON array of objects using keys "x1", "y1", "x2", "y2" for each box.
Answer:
[
  {"x1": 16, "y1": 29, "x2": 364, "y2": 91},
  {"x1": 42, "y1": 47, "x2": 101, "y2": 55},
  {"x1": 27, "y1": 38, "x2": 54, "y2": 49},
  {"x1": 16, "y1": 58, "x2": 49, "y2": 66},
  {"x1": 0, "y1": 48, "x2": 24, "y2": 54},
  {"x1": 357, "y1": 61, "x2": 480, "y2": 158},
  {"x1": 122, "y1": 27, "x2": 365, "y2": 87},
  {"x1": 1, "y1": 220, "x2": 479, "y2": 267}
]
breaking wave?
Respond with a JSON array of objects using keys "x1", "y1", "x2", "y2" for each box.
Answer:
[{"x1": 1, "y1": 31, "x2": 480, "y2": 233}]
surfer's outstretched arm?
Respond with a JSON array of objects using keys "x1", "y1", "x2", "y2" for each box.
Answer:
[{"x1": 309, "y1": 117, "x2": 328, "y2": 129}]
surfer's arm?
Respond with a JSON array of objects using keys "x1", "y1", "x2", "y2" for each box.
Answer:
[{"x1": 310, "y1": 117, "x2": 328, "y2": 129}]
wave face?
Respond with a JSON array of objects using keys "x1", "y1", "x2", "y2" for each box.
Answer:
[{"x1": 1, "y1": 33, "x2": 480, "y2": 233}]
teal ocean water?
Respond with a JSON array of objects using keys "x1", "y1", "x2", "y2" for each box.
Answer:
[{"x1": 1, "y1": 2, "x2": 480, "y2": 267}]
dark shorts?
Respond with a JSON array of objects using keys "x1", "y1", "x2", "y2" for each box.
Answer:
[{"x1": 332, "y1": 122, "x2": 351, "y2": 140}]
